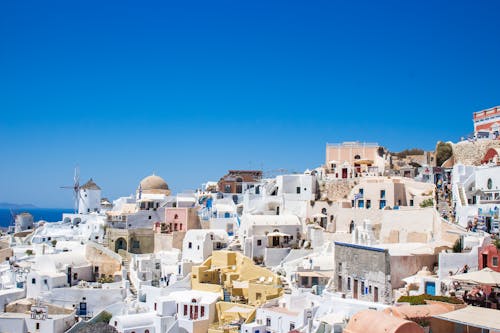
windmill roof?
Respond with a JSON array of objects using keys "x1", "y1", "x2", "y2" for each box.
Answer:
[{"x1": 80, "y1": 178, "x2": 101, "y2": 190}]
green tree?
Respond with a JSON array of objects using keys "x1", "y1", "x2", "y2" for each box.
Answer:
[
  {"x1": 435, "y1": 142, "x2": 453, "y2": 167},
  {"x1": 420, "y1": 198, "x2": 434, "y2": 208}
]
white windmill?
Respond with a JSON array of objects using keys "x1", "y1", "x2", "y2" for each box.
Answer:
[
  {"x1": 61, "y1": 167, "x2": 102, "y2": 214},
  {"x1": 60, "y1": 167, "x2": 82, "y2": 214}
]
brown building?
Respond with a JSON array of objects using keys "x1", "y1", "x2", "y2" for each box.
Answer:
[{"x1": 218, "y1": 170, "x2": 262, "y2": 194}]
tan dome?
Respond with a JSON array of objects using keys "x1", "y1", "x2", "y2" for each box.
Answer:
[{"x1": 139, "y1": 174, "x2": 169, "y2": 191}]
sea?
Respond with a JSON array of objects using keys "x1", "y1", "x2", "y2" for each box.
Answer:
[{"x1": 0, "y1": 208, "x2": 74, "y2": 228}]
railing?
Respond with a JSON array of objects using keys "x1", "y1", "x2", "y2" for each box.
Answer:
[{"x1": 326, "y1": 142, "x2": 379, "y2": 147}]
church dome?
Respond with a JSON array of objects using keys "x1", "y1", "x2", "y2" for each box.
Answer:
[{"x1": 139, "y1": 174, "x2": 169, "y2": 191}]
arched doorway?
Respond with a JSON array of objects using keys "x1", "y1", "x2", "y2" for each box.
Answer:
[{"x1": 115, "y1": 237, "x2": 127, "y2": 252}]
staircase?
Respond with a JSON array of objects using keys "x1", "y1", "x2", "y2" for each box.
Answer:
[
  {"x1": 458, "y1": 186, "x2": 468, "y2": 206},
  {"x1": 223, "y1": 288, "x2": 231, "y2": 302},
  {"x1": 120, "y1": 253, "x2": 137, "y2": 300}
]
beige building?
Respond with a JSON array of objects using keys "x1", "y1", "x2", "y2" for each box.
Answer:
[
  {"x1": 85, "y1": 242, "x2": 122, "y2": 280},
  {"x1": 325, "y1": 142, "x2": 386, "y2": 178},
  {"x1": 348, "y1": 176, "x2": 435, "y2": 210},
  {"x1": 106, "y1": 227, "x2": 155, "y2": 254}
]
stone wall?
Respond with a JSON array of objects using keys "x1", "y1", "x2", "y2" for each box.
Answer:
[
  {"x1": 319, "y1": 179, "x2": 357, "y2": 201},
  {"x1": 452, "y1": 140, "x2": 500, "y2": 166},
  {"x1": 334, "y1": 242, "x2": 391, "y2": 304}
]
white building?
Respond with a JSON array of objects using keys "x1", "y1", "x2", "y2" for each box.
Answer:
[
  {"x1": 78, "y1": 179, "x2": 102, "y2": 214},
  {"x1": 452, "y1": 163, "x2": 500, "y2": 232},
  {"x1": 110, "y1": 290, "x2": 220, "y2": 333},
  {"x1": 181, "y1": 229, "x2": 228, "y2": 264},
  {"x1": 255, "y1": 294, "x2": 319, "y2": 333},
  {"x1": 240, "y1": 214, "x2": 302, "y2": 266}
]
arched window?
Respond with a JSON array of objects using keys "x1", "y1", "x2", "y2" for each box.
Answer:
[
  {"x1": 174, "y1": 214, "x2": 179, "y2": 219},
  {"x1": 354, "y1": 155, "x2": 361, "y2": 160}
]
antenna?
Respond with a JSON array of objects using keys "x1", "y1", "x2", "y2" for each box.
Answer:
[{"x1": 60, "y1": 166, "x2": 82, "y2": 213}]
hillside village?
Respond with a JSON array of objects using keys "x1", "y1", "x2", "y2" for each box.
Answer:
[{"x1": 1, "y1": 105, "x2": 500, "y2": 333}]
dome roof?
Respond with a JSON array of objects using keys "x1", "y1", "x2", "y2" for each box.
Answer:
[{"x1": 139, "y1": 174, "x2": 169, "y2": 191}]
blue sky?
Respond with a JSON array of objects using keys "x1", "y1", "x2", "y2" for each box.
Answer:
[{"x1": 1, "y1": 0, "x2": 499, "y2": 207}]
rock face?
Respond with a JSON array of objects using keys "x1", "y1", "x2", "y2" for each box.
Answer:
[
  {"x1": 319, "y1": 179, "x2": 357, "y2": 201},
  {"x1": 451, "y1": 140, "x2": 500, "y2": 166},
  {"x1": 76, "y1": 322, "x2": 118, "y2": 333}
]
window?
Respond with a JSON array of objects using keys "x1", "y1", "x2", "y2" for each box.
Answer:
[
  {"x1": 184, "y1": 304, "x2": 188, "y2": 316},
  {"x1": 188, "y1": 242, "x2": 192, "y2": 249},
  {"x1": 257, "y1": 239, "x2": 262, "y2": 246},
  {"x1": 224, "y1": 184, "x2": 231, "y2": 193},
  {"x1": 266, "y1": 317, "x2": 271, "y2": 326},
  {"x1": 358, "y1": 200, "x2": 364, "y2": 208},
  {"x1": 296, "y1": 187, "x2": 301, "y2": 194},
  {"x1": 148, "y1": 215, "x2": 152, "y2": 220},
  {"x1": 380, "y1": 190, "x2": 386, "y2": 199},
  {"x1": 155, "y1": 263, "x2": 161, "y2": 270},
  {"x1": 145, "y1": 330, "x2": 150, "y2": 333},
  {"x1": 361, "y1": 281, "x2": 365, "y2": 295},
  {"x1": 73, "y1": 273, "x2": 78, "y2": 280},
  {"x1": 132, "y1": 241, "x2": 140, "y2": 248},
  {"x1": 32, "y1": 278, "x2": 36, "y2": 284},
  {"x1": 359, "y1": 188, "x2": 364, "y2": 195},
  {"x1": 174, "y1": 214, "x2": 179, "y2": 219},
  {"x1": 366, "y1": 200, "x2": 371, "y2": 209},
  {"x1": 369, "y1": 285, "x2": 372, "y2": 294},
  {"x1": 201, "y1": 306, "x2": 205, "y2": 317},
  {"x1": 493, "y1": 257, "x2": 498, "y2": 267},
  {"x1": 409, "y1": 199, "x2": 414, "y2": 207},
  {"x1": 290, "y1": 323, "x2": 296, "y2": 330},
  {"x1": 379, "y1": 200, "x2": 386, "y2": 209},
  {"x1": 347, "y1": 277, "x2": 351, "y2": 290},
  {"x1": 36, "y1": 323, "x2": 40, "y2": 330},
  {"x1": 114, "y1": 321, "x2": 117, "y2": 327}
]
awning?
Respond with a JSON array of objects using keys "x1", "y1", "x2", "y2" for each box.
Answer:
[
  {"x1": 318, "y1": 312, "x2": 347, "y2": 325},
  {"x1": 354, "y1": 159, "x2": 374, "y2": 165},
  {"x1": 433, "y1": 306, "x2": 500, "y2": 330},
  {"x1": 267, "y1": 231, "x2": 290, "y2": 237},
  {"x1": 224, "y1": 306, "x2": 254, "y2": 314},
  {"x1": 451, "y1": 267, "x2": 500, "y2": 286},
  {"x1": 232, "y1": 280, "x2": 249, "y2": 289},
  {"x1": 297, "y1": 271, "x2": 333, "y2": 278}
]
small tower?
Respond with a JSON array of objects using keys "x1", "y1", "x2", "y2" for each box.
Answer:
[
  {"x1": 15, "y1": 212, "x2": 34, "y2": 233},
  {"x1": 78, "y1": 178, "x2": 102, "y2": 214}
]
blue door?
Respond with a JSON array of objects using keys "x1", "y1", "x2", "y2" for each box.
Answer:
[{"x1": 425, "y1": 282, "x2": 436, "y2": 295}]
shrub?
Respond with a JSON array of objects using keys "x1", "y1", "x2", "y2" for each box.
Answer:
[
  {"x1": 96, "y1": 311, "x2": 113, "y2": 324},
  {"x1": 420, "y1": 198, "x2": 434, "y2": 208},
  {"x1": 397, "y1": 294, "x2": 464, "y2": 305},
  {"x1": 25, "y1": 249, "x2": 34, "y2": 256},
  {"x1": 452, "y1": 238, "x2": 462, "y2": 253}
]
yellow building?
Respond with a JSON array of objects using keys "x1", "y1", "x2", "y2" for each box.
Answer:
[
  {"x1": 191, "y1": 251, "x2": 283, "y2": 333},
  {"x1": 208, "y1": 302, "x2": 256, "y2": 333},
  {"x1": 192, "y1": 250, "x2": 283, "y2": 304}
]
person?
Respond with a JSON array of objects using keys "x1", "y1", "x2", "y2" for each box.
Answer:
[
  {"x1": 462, "y1": 264, "x2": 469, "y2": 273},
  {"x1": 467, "y1": 221, "x2": 473, "y2": 232}
]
